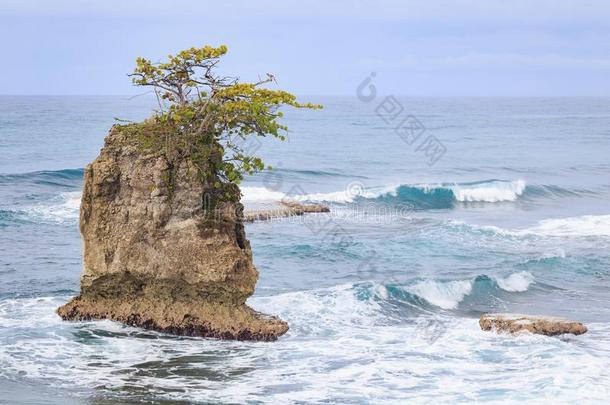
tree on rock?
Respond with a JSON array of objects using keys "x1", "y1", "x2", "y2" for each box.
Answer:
[{"x1": 120, "y1": 44, "x2": 321, "y2": 201}]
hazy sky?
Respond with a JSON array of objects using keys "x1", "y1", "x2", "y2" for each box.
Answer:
[{"x1": 2, "y1": 0, "x2": 610, "y2": 96}]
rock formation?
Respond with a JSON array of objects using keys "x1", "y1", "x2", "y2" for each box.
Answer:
[
  {"x1": 57, "y1": 127, "x2": 288, "y2": 341},
  {"x1": 479, "y1": 313, "x2": 587, "y2": 336},
  {"x1": 244, "y1": 201, "x2": 329, "y2": 222}
]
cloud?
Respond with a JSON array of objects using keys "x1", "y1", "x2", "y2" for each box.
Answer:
[
  {"x1": 1, "y1": 0, "x2": 610, "y2": 95},
  {"x1": 358, "y1": 53, "x2": 610, "y2": 71}
]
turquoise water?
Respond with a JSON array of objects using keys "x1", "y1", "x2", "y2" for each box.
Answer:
[{"x1": 1, "y1": 96, "x2": 610, "y2": 403}]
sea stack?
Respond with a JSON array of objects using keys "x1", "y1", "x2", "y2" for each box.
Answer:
[{"x1": 57, "y1": 127, "x2": 288, "y2": 341}]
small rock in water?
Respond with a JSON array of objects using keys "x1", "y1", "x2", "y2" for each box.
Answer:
[
  {"x1": 243, "y1": 201, "x2": 329, "y2": 222},
  {"x1": 479, "y1": 313, "x2": 587, "y2": 336}
]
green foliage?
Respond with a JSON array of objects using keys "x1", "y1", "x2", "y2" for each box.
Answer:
[{"x1": 125, "y1": 44, "x2": 321, "y2": 200}]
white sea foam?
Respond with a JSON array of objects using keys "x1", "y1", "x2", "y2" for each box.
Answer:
[
  {"x1": 406, "y1": 279, "x2": 473, "y2": 309},
  {"x1": 495, "y1": 271, "x2": 535, "y2": 292},
  {"x1": 523, "y1": 214, "x2": 610, "y2": 237},
  {"x1": 1, "y1": 291, "x2": 608, "y2": 403},
  {"x1": 469, "y1": 214, "x2": 610, "y2": 238},
  {"x1": 21, "y1": 191, "x2": 81, "y2": 224},
  {"x1": 240, "y1": 185, "x2": 384, "y2": 203},
  {"x1": 240, "y1": 186, "x2": 287, "y2": 202},
  {"x1": 449, "y1": 179, "x2": 526, "y2": 202}
]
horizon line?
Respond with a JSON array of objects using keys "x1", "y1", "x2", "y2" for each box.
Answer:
[{"x1": 1, "y1": 94, "x2": 610, "y2": 98}]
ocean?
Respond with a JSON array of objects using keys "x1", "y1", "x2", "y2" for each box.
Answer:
[{"x1": 1, "y1": 95, "x2": 609, "y2": 403}]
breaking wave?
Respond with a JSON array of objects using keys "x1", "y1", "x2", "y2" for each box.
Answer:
[
  {"x1": 375, "y1": 272, "x2": 535, "y2": 310},
  {"x1": 242, "y1": 179, "x2": 529, "y2": 206},
  {"x1": 371, "y1": 179, "x2": 527, "y2": 209},
  {"x1": 462, "y1": 215, "x2": 610, "y2": 238},
  {"x1": 523, "y1": 215, "x2": 610, "y2": 237},
  {"x1": 242, "y1": 179, "x2": 594, "y2": 210},
  {"x1": 0, "y1": 191, "x2": 81, "y2": 225}
]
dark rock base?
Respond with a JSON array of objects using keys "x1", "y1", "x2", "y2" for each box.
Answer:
[{"x1": 58, "y1": 296, "x2": 289, "y2": 342}]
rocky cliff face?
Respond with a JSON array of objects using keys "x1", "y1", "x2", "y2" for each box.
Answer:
[{"x1": 57, "y1": 127, "x2": 288, "y2": 341}]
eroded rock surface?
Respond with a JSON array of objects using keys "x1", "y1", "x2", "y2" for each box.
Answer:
[
  {"x1": 57, "y1": 127, "x2": 288, "y2": 341},
  {"x1": 479, "y1": 313, "x2": 587, "y2": 336},
  {"x1": 244, "y1": 201, "x2": 329, "y2": 222}
]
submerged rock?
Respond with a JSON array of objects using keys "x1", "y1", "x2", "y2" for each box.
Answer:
[
  {"x1": 57, "y1": 127, "x2": 288, "y2": 341},
  {"x1": 479, "y1": 313, "x2": 587, "y2": 336}
]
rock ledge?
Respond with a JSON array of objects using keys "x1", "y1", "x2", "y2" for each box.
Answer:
[
  {"x1": 244, "y1": 201, "x2": 329, "y2": 222},
  {"x1": 479, "y1": 313, "x2": 587, "y2": 336}
]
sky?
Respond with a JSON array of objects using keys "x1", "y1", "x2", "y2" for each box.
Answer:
[{"x1": 1, "y1": 0, "x2": 610, "y2": 96}]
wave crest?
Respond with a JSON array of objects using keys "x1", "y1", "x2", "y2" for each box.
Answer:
[
  {"x1": 242, "y1": 179, "x2": 528, "y2": 208},
  {"x1": 525, "y1": 215, "x2": 610, "y2": 237},
  {"x1": 0, "y1": 191, "x2": 81, "y2": 225},
  {"x1": 465, "y1": 215, "x2": 610, "y2": 238},
  {"x1": 0, "y1": 168, "x2": 84, "y2": 186},
  {"x1": 372, "y1": 272, "x2": 535, "y2": 310}
]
